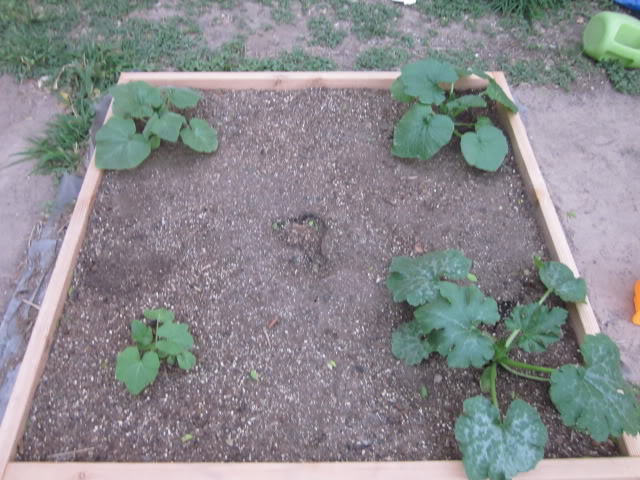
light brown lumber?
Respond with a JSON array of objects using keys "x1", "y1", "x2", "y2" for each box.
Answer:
[
  {"x1": 0, "y1": 115, "x2": 108, "y2": 478},
  {"x1": 492, "y1": 72, "x2": 600, "y2": 343},
  {"x1": 6, "y1": 457, "x2": 640, "y2": 480},
  {"x1": 119, "y1": 71, "x2": 490, "y2": 91},
  {"x1": 493, "y1": 71, "x2": 640, "y2": 458}
]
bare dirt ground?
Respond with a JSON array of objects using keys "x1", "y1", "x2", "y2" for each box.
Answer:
[{"x1": 0, "y1": 75, "x2": 58, "y2": 315}]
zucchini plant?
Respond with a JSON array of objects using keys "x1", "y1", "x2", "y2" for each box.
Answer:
[
  {"x1": 95, "y1": 81, "x2": 218, "y2": 170},
  {"x1": 116, "y1": 308, "x2": 196, "y2": 395},
  {"x1": 391, "y1": 59, "x2": 518, "y2": 172},
  {"x1": 388, "y1": 250, "x2": 640, "y2": 480}
]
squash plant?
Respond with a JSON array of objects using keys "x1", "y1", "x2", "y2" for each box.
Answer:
[
  {"x1": 95, "y1": 81, "x2": 218, "y2": 170},
  {"x1": 391, "y1": 59, "x2": 518, "y2": 172},
  {"x1": 116, "y1": 308, "x2": 196, "y2": 395},
  {"x1": 388, "y1": 250, "x2": 640, "y2": 480}
]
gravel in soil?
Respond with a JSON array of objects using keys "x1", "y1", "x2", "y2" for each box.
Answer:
[{"x1": 19, "y1": 89, "x2": 618, "y2": 462}]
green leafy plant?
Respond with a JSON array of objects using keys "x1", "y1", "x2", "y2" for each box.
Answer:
[
  {"x1": 96, "y1": 81, "x2": 218, "y2": 170},
  {"x1": 116, "y1": 308, "x2": 197, "y2": 395},
  {"x1": 488, "y1": 0, "x2": 567, "y2": 19},
  {"x1": 391, "y1": 59, "x2": 518, "y2": 172},
  {"x1": 388, "y1": 249, "x2": 640, "y2": 480},
  {"x1": 600, "y1": 59, "x2": 640, "y2": 96}
]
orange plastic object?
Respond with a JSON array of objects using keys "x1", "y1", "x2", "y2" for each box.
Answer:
[{"x1": 633, "y1": 280, "x2": 640, "y2": 325}]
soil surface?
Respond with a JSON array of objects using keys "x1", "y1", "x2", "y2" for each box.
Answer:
[{"x1": 19, "y1": 89, "x2": 618, "y2": 462}]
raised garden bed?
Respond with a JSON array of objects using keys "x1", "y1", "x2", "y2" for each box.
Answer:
[{"x1": 0, "y1": 72, "x2": 638, "y2": 479}]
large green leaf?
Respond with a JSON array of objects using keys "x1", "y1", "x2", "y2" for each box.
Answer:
[
  {"x1": 110, "y1": 81, "x2": 163, "y2": 119},
  {"x1": 163, "y1": 87, "x2": 201, "y2": 109},
  {"x1": 386, "y1": 249, "x2": 472, "y2": 307},
  {"x1": 115, "y1": 347, "x2": 160, "y2": 395},
  {"x1": 143, "y1": 308, "x2": 175, "y2": 323},
  {"x1": 550, "y1": 334, "x2": 640, "y2": 442},
  {"x1": 156, "y1": 321, "x2": 195, "y2": 355},
  {"x1": 391, "y1": 103, "x2": 454, "y2": 161},
  {"x1": 485, "y1": 78, "x2": 518, "y2": 113},
  {"x1": 390, "y1": 77, "x2": 414, "y2": 103},
  {"x1": 147, "y1": 111, "x2": 186, "y2": 142},
  {"x1": 455, "y1": 396, "x2": 548, "y2": 480},
  {"x1": 95, "y1": 117, "x2": 151, "y2": 170},
  {"x1": 131, "y1": 319, "x2": 153, "y2": 347},
  {"x1": 415, "y1": 282, "x2": 499, "y2": 368},
  {"x1": 444, "y1": 94, "x2": 487, "y2": 117},
  {"x1": 538, "y1": 261, "x2": 587, "y2": 303},
  {"x1": 461, "y1": 125, "x2": 508, "y2": 172},
  {"x1": 391, "y1": 320, "x2": 434, "y2": 365},
  {"x1": 400, "y1": 59, "x2": 458, "y2": 105},
  {"x1": 505, "y1": 303, "x2": 567, "y2": 353},
  {"x1": 180, "y1": 118, "x2": 218, "y2": 153}
]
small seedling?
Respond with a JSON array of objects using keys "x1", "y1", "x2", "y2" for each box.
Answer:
[
  {"x1": 181, "y1": 433, "x2": 194, "y2": 443},
  {"x1": 391, "y1": 58, "x2": 518, "y2": 172},
  {"x1": 566, "y1": 211, "x2": 576, "y2": 218},
  {"x1": 115, "y1": 308, "x2": 197, "y2": 395},
  {"x1": 327, "y1": 360, "x2": 337, "y2": 370},
  {"x1": 388, "y1": 249, "x2": 640, "y2": 480},
  {"x1": 420, "y1": 385, "x2": 429, "y2": 398},
  {"x1": 466, "y1": 273, "x2": 478, "y2": 283},
  {"x1": 249, "y1": 369, "x2": 260, "y2": 381},
  {"x1": 95, "y1": 81, "x2": 218, "y2": 170}
]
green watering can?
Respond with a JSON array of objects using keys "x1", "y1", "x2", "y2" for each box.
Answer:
[{"x1": 583, "y1": 11, "x2": 640, "y2": 68}]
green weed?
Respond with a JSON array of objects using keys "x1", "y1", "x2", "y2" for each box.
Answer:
[
  {"x1": 256, "y1": 0, "x2": 296, "y2": 24},
  {"x1": 329, "y1": 0, "x2": 401, "y2": 40},
  {"x1": 18, "y1": 111, "x2": 92, "y2": 176},
  {"x1": 178, "y1": 37, "x2": 336, "y2": 72},
  {"x1": 241, "y1": 48, "x2": 337, "y2": 71},
  {"x1": 432, "y1": 48, "x2": 490, "y2": 73},
  {"x1": 308, "y1": 15, "x2": 346, "y2": 48},
  {"x1": 355, "y1": 47, "x2": 410, "y2": 70},
  {"x1": 417, "y1": 0, "x2": 490, "y2": 24},
  {"x1": 488, "y1": 0, "x2": 567, "y2": 19},
  {"x1": 600, "y1": 60, "x2": 640, "y2": 96}
]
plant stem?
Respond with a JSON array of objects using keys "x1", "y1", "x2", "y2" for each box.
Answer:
[
  {"x1": 490, "y1": 362, "x2": 498, "y2": 410},
  {"x1": 504, "y1": 329, "x2": 520, "y2": 350},
  {"x1": 499, "y1": 362, "x2": 550, "y2": 382},
  {"x1": 538, "y1": 288, "x2": 552, "y2": 305},
  {"x1": 455, "y1": 122, "x2": 475, "y2": 127},
  {"x1": 501, "y1": 357, "x2": 555, "y2": 375},
  {"x1": 453, "y1": 129, "x2": 462, "y2": 137}
]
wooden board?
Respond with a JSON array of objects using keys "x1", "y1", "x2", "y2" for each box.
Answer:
[
  {"x1": 5, "y1": 457, "x2": 640, "y2": 480},
  {"x1": 0, "y1": 71, "x2": 637, "y2": 480}
]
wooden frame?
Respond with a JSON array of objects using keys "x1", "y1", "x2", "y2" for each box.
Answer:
[{"x1": 0, "y1": 72, "x2": 638, "y2": 480}]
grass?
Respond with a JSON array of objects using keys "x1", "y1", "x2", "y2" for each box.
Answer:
[
  {"x1": 307, "y1": 15, "x2": 346, "y2": 48},
  {"x1": 600, "y1": 60, "x2": 640, "y2": 96},
  {"x1": 355, "y1": 47, "x2": 411, "y2": 70},
  {"x1": 432, "y1": 48, "x2": 491, "y2": 73},
  {"x1": 178, "y1": 36, "x2": 336, "y2": 72},
  {"x1": 417, "y1": 0, "x2": 490, "y2": 24},
  {"x1": 328, "y1": 0, "x2": 401, "y2": 40},
  {"x1": 497, "y1": 44, "x2": 597, "y2": 90}
]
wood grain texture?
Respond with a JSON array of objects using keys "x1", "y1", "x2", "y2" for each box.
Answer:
[
  {"x1": 494, "y1": 71, "x2": 640, "y2": 458},
  {"x1": 1, "y1": 72, "x2": 636, "y2": 480},
  {"x1": 6, "y1": 457, "x2": 640, "y2": 480},
  {"x1": 119, "y1": 71, "x2": 490, "y2": 91}
]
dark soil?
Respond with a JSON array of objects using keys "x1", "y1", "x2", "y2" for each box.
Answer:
[{"x1": 19, "y1": 89, "x2": 618, "y2": 462}]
